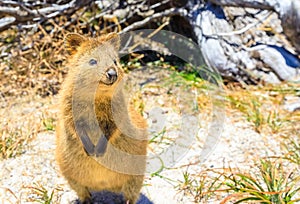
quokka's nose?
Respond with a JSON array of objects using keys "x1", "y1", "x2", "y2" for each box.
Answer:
[
  {"x1": 106, "y1": 68, "x2": 117, "y2": 83},
  {"x1": 107, "y1": 68, "x2": 117, "y2": 78}
]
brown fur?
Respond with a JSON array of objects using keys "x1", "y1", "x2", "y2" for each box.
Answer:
[{"x1": 56, "y1": 33, "x2": 148, "y2": 204}]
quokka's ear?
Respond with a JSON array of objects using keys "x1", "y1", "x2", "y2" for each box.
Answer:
[
  {"x1": 104, "y1": 32, "x2": 120, "y2": 51},
  {"x1": 65, "y1": 33, "x2": 86, "y2": 55}
]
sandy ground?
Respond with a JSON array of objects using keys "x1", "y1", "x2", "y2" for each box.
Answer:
[
  {"x1": 0, "y1": 68, "x2": 297, "y2": 203},
  {"x1": 0, "y1": 102, "x2": 284, "y2": 204}
]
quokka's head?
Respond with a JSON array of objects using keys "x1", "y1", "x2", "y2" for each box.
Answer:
[{"x1": 65, "y1": 33, "x2": 123, "y2": 90}]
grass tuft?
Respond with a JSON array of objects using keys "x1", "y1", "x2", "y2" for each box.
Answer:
[
  {"x1": 0, "y1": 121, "x2": 29, "y2": 159},
  {"x1": 226, "y1": 83, "x2": 300, "y2": 134},
  {"x1": 282, "y1": 137, "x2": 300, "y2": 165},
  {"x1": 41, "y1": 116, "x2": 55, "y2": 131},
  {"x1": 177, "y1": 169, "x2": 224, "y2": 203},
  {"x1": 27, "y1": 182, "x2": 62, "y2": 204},
  {"x1": 222, "y1": 159, "x2": 300, "y2": 204}
]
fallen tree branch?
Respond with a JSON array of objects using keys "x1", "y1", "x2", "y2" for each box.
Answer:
[
  {"x1": 203, "y1": 10, "x2": 272, "y2": 37},
  {"x1": 209, "y1": 0, "x2": 276, "y2": 11},
  {"x1": 209, "y1": 0, "x2": 300, "y2": 53},
  {"x1": 0, "y1": 0, "x2": 94, "y2": 32},
  {"x1": 120, "y1": 8, "x2": 187, "y2": 33}
]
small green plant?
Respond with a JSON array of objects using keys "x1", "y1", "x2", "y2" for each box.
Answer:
[
  {"x1": 0, "y1": 128, "x2": 26, "y2": 159},
  {"x1": 177, "y1": 171, "x2": 196, "y2": 197},
  {"x1": 193, "y1": 171, "x2": 223, "y2": 202},
  {"x1": 247, "y1": 100, "x2": 264, "y2": 132},
  {"x1": 282, "y1": 137, "x2": 300, "y2": 165},
  {"x1": 167, "y1": 70, "x2": 205, "y2": 89},
  {"x1": 227, "y1": 94, "x2": 264, "y2": 132},
  {"x1": 226, "y1": 91, "x2": 288, "y2": 133},
  {"x1": 149, "y1": 158, "x2": 177, "y2": 184},
  {"x1": 177, "y1": 170, "x2": 223, "y2": 202},
  {"x1": 267, "y1": 110, "x2": 284, "y2": 133},
  {"x1": 29, "y1": 183, "x2": 59, "y2": 204},
  {"x1": 149, "y1": 128, "x2": 167, "y2": 144},
  {"x1": 222, "y1": 159, "x2": 300, "y2": 204},
  {"x1": 42, "y1": 117, "x2": 55, "y2": 131}
]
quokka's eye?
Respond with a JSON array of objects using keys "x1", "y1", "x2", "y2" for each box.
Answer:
[
  {"x1": 113, "y1": 59, "x2": 117, "y2": 65},
  {"x1": 89, "y1": 59, "x2": 97, "y2": 66}
]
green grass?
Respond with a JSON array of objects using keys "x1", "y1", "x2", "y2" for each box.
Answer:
[
  {"x1": 282, "y1": 137, "x2": 300, "y2": 165},
  {"x1": 226, "y1": 92, "x2": 265, "y2": 132},
  {"x1": 149, "y1": 128, "x2": 167, "y2": 144},
  {"x1": 143, "y1": 67, "x2": 300, "y2": 203},
  {"x1": 222, "y1": 159, "x2": 300, "y2": 204},
  {"x1": 28, "y1": 183, "x2": 61, "y2": 204},
  {"x1": 225, "y1": 83, "x2": 299, "y2": 134},
  {"x1": 266, "y1": 110, "x2": 284, "y2": 133},
  {"x1": 166, "y1": 69, "x2": 220, "y2": 90},
  {"x1": 175, "y1": 157, "x2": 300, "y2": 203},
  {"x1": 0, "y1": 124, "x2": 28, "y2": 159},
  {"x1": 176, "y1": 169, "x2": 224, "y2": 203},
  {"x1": 0, "y1": 97, "x2": 57, "y2": 159},
  {"x1": 41, "y1": 116, "x2": 55, "y2": 131}
]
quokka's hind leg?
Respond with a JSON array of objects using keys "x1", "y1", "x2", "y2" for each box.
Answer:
[
  {"x1": 67, "y1": 178, "x2": 91, "y2": 204},
  {"x1": 122, "y1": 175, "x2": 144, "y2": 204}
]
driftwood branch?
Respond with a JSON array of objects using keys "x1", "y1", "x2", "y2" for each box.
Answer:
[
  {"x1": 120, "y1": 8, "x2": 187, "y2": 33},
  {"x1": 209, "y1": 0, "x2": 276, "y2": 11},
  {"x1": 0, "y1": 0, "x2": 93, "y2": 32},
  {"x1": 209, "y1": 0, "x2": 300, "y2": 53},
  {"x1": 203, "y1": 10, "x2": 272, "y2": 37}
]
